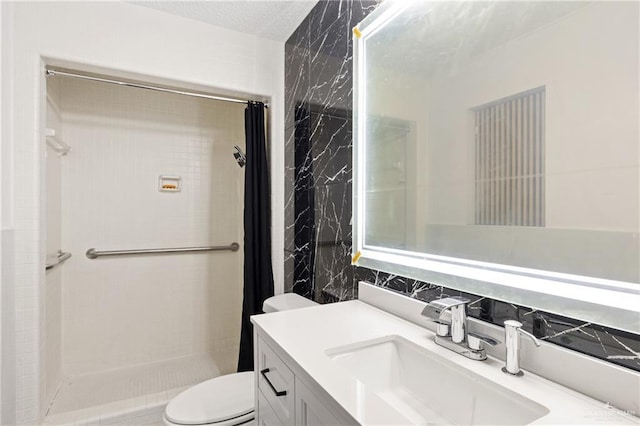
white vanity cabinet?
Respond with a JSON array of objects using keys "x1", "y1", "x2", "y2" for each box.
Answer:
[
  {"x1": 256, "y1": 390, "x2": 283, "y2": 426},
  {"x1": 294, "y1": 377, "x2": 341, "y2": 426},
  {"x1": 251, "y1": 291, "x2": 640, "y2": 426},
  {"x1": 255, "y1": 332, "x2": 350, "y2": 426}
]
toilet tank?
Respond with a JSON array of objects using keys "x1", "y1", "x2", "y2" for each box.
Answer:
[{"x1": 262, "y1": 293, "x2": 318, "y2": 313}]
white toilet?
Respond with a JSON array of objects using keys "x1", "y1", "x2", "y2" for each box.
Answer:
[{"x1": 163, "y1": 293, "x2": 318, "y2": 426}]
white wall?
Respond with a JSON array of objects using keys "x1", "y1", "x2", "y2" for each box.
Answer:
[
  {"x1": 5, "y1": 2, "x2": 285, "y2": 423},
  {"x1": 0, "y1": 2, "x2": 17, "y2": 424},
  {"x1": 425, "y1": 2, "x2": 639, "y2": 231},
  {"x1": 58, "y1": 77, "x2": 245, "y2": 377}
]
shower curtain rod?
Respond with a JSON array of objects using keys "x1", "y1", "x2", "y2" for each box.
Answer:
[{"x1": 45, "y1": 68, "x2": 268, "y2": 107}]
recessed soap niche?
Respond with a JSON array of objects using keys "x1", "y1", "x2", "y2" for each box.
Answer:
[{"x1": 158, "y1": 175, "x2": 181, "y2": 192}]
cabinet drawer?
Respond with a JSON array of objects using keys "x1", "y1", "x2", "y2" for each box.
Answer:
[
  {"x1": 257, "y1": 336, "x2": 295, "y2": 424},
  {"x1": 257, "y1": 389, "x2": 284, "y2": 426}
]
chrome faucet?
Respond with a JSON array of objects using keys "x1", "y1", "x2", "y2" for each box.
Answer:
[
  {"x1": 421, "y1": 296, "x2": 498, "y2": 361},
  {"x1": 502, "y1": 320, "x2": 541, "y2": 376},
  {"x1": 422, "y1": 296, "x2": 468, "y2": 343}
]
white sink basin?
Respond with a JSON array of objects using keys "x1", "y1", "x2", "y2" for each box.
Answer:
[{"x1": 326, "y1": 335, "x2": 550, "y2": 425}]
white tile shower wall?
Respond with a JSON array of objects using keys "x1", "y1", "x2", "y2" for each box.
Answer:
[
  {"x1": 59, "y1": 77, "x2": 245, "y2": 376},
  {"x1": 7, "y1": 2, "x2": 284, "y2": 423},
  {"x1": 1, "y1": 229, "x2": 17, "y2": 426}
]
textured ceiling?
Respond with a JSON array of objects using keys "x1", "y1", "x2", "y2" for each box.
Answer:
[{"x1": 131, "y1": 0, "x2": 318, "y2": 42}]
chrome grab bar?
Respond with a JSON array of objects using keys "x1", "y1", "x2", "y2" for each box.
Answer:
[
  {"x1": 86, "y1": 243, "x2": 240, "y2": 259},
  {"x1": 46, "y1": 250, "x2": 72, "y2": 271}
]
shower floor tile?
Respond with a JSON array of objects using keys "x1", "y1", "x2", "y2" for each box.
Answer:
[{"x1": 46, "y1": 352, "x2": 236, "y2": 417}]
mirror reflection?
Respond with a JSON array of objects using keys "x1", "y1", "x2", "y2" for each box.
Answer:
[{"x1": 362, "y1": 1, "x2": 639, "y2": 283}]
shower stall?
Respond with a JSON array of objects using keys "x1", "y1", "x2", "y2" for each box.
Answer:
[{"x1": 43, "y1": 69, "x2": 247, "y2": 424}]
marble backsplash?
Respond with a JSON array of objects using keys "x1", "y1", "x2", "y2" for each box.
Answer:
[{"x1": 283, "y1": 0, "x2": 640, "y2": 372}]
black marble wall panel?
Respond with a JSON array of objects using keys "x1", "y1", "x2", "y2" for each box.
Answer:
[
  {"x1": 283, "y1": 0, "x2": 640, "y2": 371},
  {"x1": 354, "y1": 269, "x2": 640, "y2": 371},
  {"x1": 285, "y1": 0, "x2": 374, "y2": 302}
]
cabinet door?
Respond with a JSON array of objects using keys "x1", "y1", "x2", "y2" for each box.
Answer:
[
  {"x1": 295, "y1": 378, "x2": 341, "y2": 426},
  {"x1": 257, "y1": 389, "x2": 284, "y2": 426}
]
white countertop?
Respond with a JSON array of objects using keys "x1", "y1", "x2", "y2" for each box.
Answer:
[{"x1": 252, "y1": 300, "x2": 639, "y2": 425}]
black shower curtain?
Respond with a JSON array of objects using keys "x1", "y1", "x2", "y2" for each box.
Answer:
[{"x1": 237, "y1": 101, "x2": 274, "y2": 372}]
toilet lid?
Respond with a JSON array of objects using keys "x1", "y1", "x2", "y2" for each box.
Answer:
[
  {"x1": 165, "y1": 372, "x2": 254, "y2": 425},
  {"x1": 262, "y1": 293, "x2": 318, "y2": 313}
]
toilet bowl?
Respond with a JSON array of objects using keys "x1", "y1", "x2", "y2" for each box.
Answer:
[{"x1": 163, "y1": 293, "x2": 318, "y2": 426}]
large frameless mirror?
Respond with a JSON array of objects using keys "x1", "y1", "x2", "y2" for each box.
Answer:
[{"x1": 353, "y1": 0, "x2": 639, "y2": 332}]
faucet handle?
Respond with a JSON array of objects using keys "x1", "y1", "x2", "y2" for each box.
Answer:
[
  {"x1": 434, "y1": 320, "x2": 450, "y2": 337},
  {"x1": 504, "y1": 320, "x2": 541, "y2": 347},
  {"x1": 467, "y1": 332, "x2": 499, "y2": 351},
  {"x1": 421, "y1": 296, "x2": 470, "y2": 321}
]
